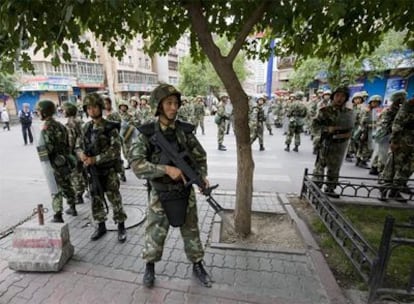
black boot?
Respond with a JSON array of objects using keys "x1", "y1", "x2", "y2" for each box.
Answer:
[
  {"x1": 143, "y1": 262, "x2": 155, "y2": 288},
  {"x1": 345, "y1": 153, "x2": 353, "y2": 162},
  {"x1": 355, "y1": 158, "x2": 361, "y2": 167},
  {"x1": 293, "y1": 145, "x2": 299, "y2": 152},
  {"x1": 193, "y1": 261, "x2": 212, "y2": 287},
  {"x1": 259, "y1": 144, "x2": 265, "y2": 151},
  {"x1": 117, "y1": 222, "x2": 127, "y2": 243},
  {"x1": 76, "y1": 193, "x2": 84, "y2": 204},
  {"x1": 120, "y1": 173, "x2": 127, "y2": 182},
  {"x1": 51, "y1": 212, "x2": 64, "y2": 223},
  {"x1": 65, "y1": 205, "x2": 78, "y2": 216},
  {"x1": 284, "y1": 144, "x2": 290, "y2": 152},
  {"x1": 388, "y1": 189, "x2": 407, "y2": 203},
  {"x1": 269, "y1": 130, "x2": 273, "y2": 136},
  {"x1": 218, "y1": 144, "x2": 227, "y2": 151},
  {"x1": 91, "y1": 222, "x2": 107, "y2": 241},
  {"x1": 359, "y1": 160, "x2": 369, "y2": 169},
  {"x1": 369, "y1": 167, "x2": 379, "y2": 175},
  {"x1": 324, "y1": 187, "x2": 340, "y2": 198}
]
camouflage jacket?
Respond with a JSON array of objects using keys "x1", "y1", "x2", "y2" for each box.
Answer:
[
  {"x1": 138, "y1": 105, "x2": 153, "y2": 125},
  {"x1": 65, "y1": 117, "x2": 84, "y2": 152},
  {"x1": 312, "y1": 105, "x2": 354, "y2": 139},
  {"x1": 41, "y1": 117, "x2": 71, "y2": 169},
  {"x1": 128, "y1": 120, "x2": 207, "y2": 181},
  {"x1": 105, "y1": 110, "x2": 122, "y2": 123},
  {"x1": 77, "y1": 118, "x2": 122, "y2": 166},
  {"x1": 391, "y1": 102, "x2": 414, "y2": 146},
  {"x1": 374, "y1": 106, "x2": 399, "y2": 140},
  {"x1": 359, "y1": 107, "x2": 379, "y2": 131},
  {"x1": 249, "y1": 105, "x2": 265, "y2": 128},
  {"x1": 193, "y1": 102, "x2": 205, "y2": 117}
]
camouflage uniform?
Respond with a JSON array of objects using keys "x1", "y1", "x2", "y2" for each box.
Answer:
[
  {"x1": 193, "y1": 97, "x2": 205, "y2": 135},
  {"x1": 381, "y1": 92, "x2": 414, "y2": 201},
  {"x1": 312, "y1": 87, "x2": 354, "y2": 196},
  {"x1": 312, "y1": 91, "x2": 331, "y2": 154},
  {"x1": 250, "y1": 98, "x2": 266, "y2": 151},
  {"x1": 284, "y1": 93, "x2": 307, "y2": 151},
  {"x1": 272, "y1": 98, "x2": 284, "y2": 128},
  {"x1": 177, "y1": 100, "x2": 193, "y2": 122},
  {"x1": 139, "y1": 104, "x2": 154, "y2": 125},
  {"x1": 215, "y1": 97, "x2": 229, "y2": 150},
  {"x1": 346, "y1": 93, "x2": 364, "y2": 160},
  {"x1": 37, "y1": 101, "x2": 76, "y2": 220},
  {"x1": 78, "y1": 117, "x2": 127, "y2": 224}
]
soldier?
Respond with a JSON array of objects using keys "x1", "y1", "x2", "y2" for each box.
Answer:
[
  {"x1": 36, "y1": 100, "x2": 77, "y2": 222},
  {"x1": 104, "y1": 96, "x2": 128, "y2": 178},
  {"x1": 312, "y1": 86, "x2": 354, "y2": 198},
  {"x1": 272, "y1": 97, "x2": 284, "y2": 128},
  {"x1": 380, "y1": 91, "x2": 414, "y2": 202},
  {"x1": 129, "y1": 96, "x2": 140, "y2": 123},
  {"x1": 215, "y1": 95, "x2": 230, "y2": 151},
  {"x1": 224, "y1": 96, "x2": 234, "y2": 134},
  {"x1": 139, "y1": 96, "x2": 153, "y2": 125},
  {"x1": 306, "y1": 94, "x2": 318, "y2": 137},
  {"x1": 355, "y1": 95, "x2": 381, "y2": 168},
  {"x1": 193, "y1": 96, "x2": 206, "y2": 135},
  {"x1": 62, "y1": 102, "x2": 86, "y2": 207},
  {"x1": 76, "y1": 93, "x2": 127, "y2": 242},
  {"x1": 345, "y1": 92, "x2": 364, "y2": 161},
  {"x1": 128, "y1": 83, "x2": 212, "y2": 288},
  {"x1": 250, "y1": 97, "x2": 266, "y2": 151},
  {"x1": 263, "y1": 96, "x2": 274, "y2": 135},
  {"x1": 284, "y1": 91, "x2": 308, "y2": 152}
]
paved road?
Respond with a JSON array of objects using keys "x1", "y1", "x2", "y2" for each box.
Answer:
[{"x1": 0, "y1": 115, "x2": 375, "y2": 232}]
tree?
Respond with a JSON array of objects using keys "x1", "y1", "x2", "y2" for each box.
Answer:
[
  {"x1": 289, "y1": 30, "x2": 413, "y2": 89},
  {"x1": 179, "y1": 36, "x2": 249, "y2": 97},
  {"x1": 1, "y1": 0, "x2": 414, "y2": 236}
]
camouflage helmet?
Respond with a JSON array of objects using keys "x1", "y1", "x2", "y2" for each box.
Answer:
[
  {"x1": 62, "y1": 102, "x2": 77, "y2": 117},
  {"x1": 36, "y1": 100, "x2": 56, "y2": 117},
  {"x1": 294, "y1": 91, "x2": 304, "y2": 99},
  {"x1": 360, "y1": 90, "x2": 369, "y2": 98},
  {"x1": 140, "y1": 95, "x2": 149, "y2": 101},
  {"x1": 390, "y1": 90, "x2": 407, "y2": 103},
  {"x1": 83, "y1": 93, "x2": 104, "y2": 112},
  {"x1": 150, "y1": 83, "x2": 181, "y2": 116},
  {"x1": 118, "y1": 101, "x2": 129, "y2": 110},
  {"x1": 351, "y1": 92, "x2": 363, "y2": 102},
  {"x1": 322, "y1": 90, "x2": 332, "y2": 96},
  {"x1": 368, "y1": 95, "x2": 382, "y2": 104},
  {"x1": 331, "y1": 86, "x2": 350, "y2": 101}
]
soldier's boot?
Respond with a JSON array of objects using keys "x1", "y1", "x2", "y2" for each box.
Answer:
[
  {"x1": 91, "y1": 222, "x2": 107, "y2": 241},
  {"x1": 369, "y1": 166, "x2": 379, "y2": 175},
  {"x1": 259, "y1": 144, "x2": 265, "y2": 151},
  {"x1": 193, "y1": 261, "x2": 212, "y2": 288},
  {"x1": 143, "y1": 262, "x2": 155, "y2": 288},
  {"x1": 117, "y1": 222, "x2": 127, "y2": 243},
  {"x1": 324, "y1": 187, "x2": 340, "y2": 199},
  {"x1": 51, "y1": 212, "x2": 64, "y2": 223},
  {"x1": 284, "y1": 144, "x2": 290, "y2": 152},
  {"x1": 388, "y1": 189, "x2": 407, "y2": 203},
  {"x1": 379, "y1": 187, "x2": 388, "y2": 201},
  {"x1": 65, "y1": 205, "x2": 78, "y2": 216},
  {"x1": 120, "y1": 173, "x2": 127, "y2": 182},
  {"x1": 313, "y1": 147, "x2": 318, "y2": 155},
  {"x1": 293, "y1": 145, "x2": 299, "y2": 152},
  {"x1": 355, "y1": 158, "x2": 361, "y2": 167},
  {"x1": 269, "y1": 129, "x2": 273, "y2": 136},
  {"x1": 218, "y1": 144, "x2": 227, "y2": 151},
  {"x1": 359, "y1": 160, "x2": 370, "y2": 169},
  {"x1": 76, "y1": 193, "x2": 84, "y2": 205},
  {"x1": 345, "y1": 153, "x2": 353, "y2": 162}
]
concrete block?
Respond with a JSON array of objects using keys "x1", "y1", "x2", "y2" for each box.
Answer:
[{"x1": 8, "y1": 222, "x2": 74, "y2": 272}]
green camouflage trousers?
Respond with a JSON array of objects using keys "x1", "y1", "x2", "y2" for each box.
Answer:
[
  {"x1": 71, "y1": 164, "x2": 86, "y2": 196},
  {"x1": 194, "y1": 116, "x2": 205, "y2": 134},
  {"x1": 285, "y1": 124, "x2": 302, "y2": 146},
  {"x1": 313, "y1": 140, "x2": 348, "y2": 189},
  {"x1": 52, "y1": 169, "x2": 76, "y2": 213},
  {"x1": 142, "y1": 188, "x2": 204, "y2": 263},
  {"x1": 217, "y1": 120, "x2": 226, "y2": 145},
  {"x1": 381, "y1": 147, "x2": 414, "y2": 187},
  {"x1": 89, "y1": 168, "x2": 127, "y2": 223},
  {"x1": 250, "y1": 124, "x2": 264, "y2": 145}
]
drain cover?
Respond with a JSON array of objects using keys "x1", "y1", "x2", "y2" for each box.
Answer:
[{"x1": 106, "y1": 205, "x2": 146, "y2": 231}]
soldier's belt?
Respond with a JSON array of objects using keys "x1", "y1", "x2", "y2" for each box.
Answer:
[{"x1": 151, "y1": 181, "x2": 186, "y2": 192}]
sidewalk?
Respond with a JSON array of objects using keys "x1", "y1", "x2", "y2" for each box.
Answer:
[{"x1": 0, "y1": 185, "x2": 347, "y2": 304}]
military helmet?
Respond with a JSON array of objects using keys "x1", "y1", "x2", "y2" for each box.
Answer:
[
  {"x1": 294, "y1": 91, "x2": 304, "y2": 99},
  {"x1": 360, "y1": 90, "x2": 369, "y2": 98},
  {"x1": 140, "y1": 95, "x2": 149, "y2": 101},
  {"x1": 36, "y1": 100, "x2": 56, "y2": 117},
  {"x1": 331, "y1": 86, "x2": 350, "y2": 101},
  {"x1": 62, "y1": 102, "x2": 77, "y2": 117},
  {"x1": 351, "y1": 92, "x2": 363, "y2": 102},
  {"x1": 83, "y1": 93, "x2": 104, "y2": 111},
  {"x1": 150, "y1": 83, "x2": 181, "y2": 116},
  {"x1": 317, "y1": 88, "x2": 324, "y2": 94},
  {"x1": 118, "y1": 101, "x2": 129, "y2": 110},
  {"x1": 390, "y1": 90, "x2": 407, "y2": 103},
  {"x1": 322, "y1": 90, "x2": 332, "y2": 96},
  {"x1": 368, "y1": 95, "x2": 382, "y2": 104}
]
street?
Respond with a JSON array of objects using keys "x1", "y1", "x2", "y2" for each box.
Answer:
[{"x1": 0, "y1": 115, "x2": 372, "y2": 233}]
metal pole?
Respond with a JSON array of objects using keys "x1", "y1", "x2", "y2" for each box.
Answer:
[{"x1": 37, "y1": 204, "x2": 44, "y2": 226}]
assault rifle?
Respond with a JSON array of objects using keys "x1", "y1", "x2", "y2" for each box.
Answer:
[{"x1": 152, "y1": 129, "x2": 234, "y2": 232}]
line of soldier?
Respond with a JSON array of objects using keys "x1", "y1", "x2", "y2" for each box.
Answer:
[{"x1": 35, "y1": 84, "x2": 213, "y2": 288}]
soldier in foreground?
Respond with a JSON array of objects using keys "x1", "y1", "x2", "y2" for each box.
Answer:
[
  {"x1": 129, "y1": 84, "x2": 212, "y2": 288},
  {"x1": 76, "y1": 93, "x2": 127, "y2": 242},
  {"x1": 36, "y1": 100, "x2": 77, "y2": 222},
  {"x1": 312, "y1": 86, "x2": 354, "y2": 198}
]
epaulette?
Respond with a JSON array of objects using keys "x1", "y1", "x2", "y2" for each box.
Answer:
[
  {"x1": 176, "y1": 120, "x2": 195, "y2": 133},
  {"x1": 138, "y1": 122, "x2": 156, "y2": 136}
]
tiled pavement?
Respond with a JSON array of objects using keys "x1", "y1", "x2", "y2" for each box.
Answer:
[{"x1": 0, "y1": 185, "x2": 347, "y2": 304}]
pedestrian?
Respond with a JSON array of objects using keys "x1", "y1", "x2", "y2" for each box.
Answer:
[
  {"x1": 35, "y1": 100, "x2": 77, "y2": 222},
  {"x1": 62, "y1": 102, "x2": 86, "y2": 206},
  {"x1": 250, "y1": 96, "x2": 266, "y2": 151},
  {"x1": 1, "y1": 108, "x2": 10, "y2": 131},
  {"x1": 312, "y1": 86, "x2": 354, "y2": 198},
  {"x1": 128, "y1": 83, "x2": 212, "y2": 288},
  {"x1": 76, "y1": 93, "x2": 127, "y2": 242},
  {"x1": 284, "y1": 91, "x2": 307, "y2": 152},
  {"x1": 19, "y1": 103, "x2": 34, "y2": 144},
  {"x1": 380, "y1": 91, "x2": 414, "y2": 202}
]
